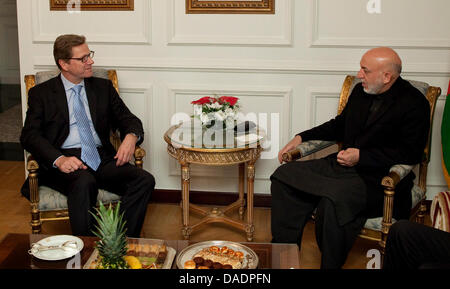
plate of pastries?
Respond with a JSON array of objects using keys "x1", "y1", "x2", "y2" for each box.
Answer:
[{"x1": 176, "y1": 240, "x2": 258, "y2": 269}]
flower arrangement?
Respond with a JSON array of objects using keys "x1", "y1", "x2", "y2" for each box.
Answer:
[{"x1": 191, "y1": 96, "x2": 240, "y2": 129}]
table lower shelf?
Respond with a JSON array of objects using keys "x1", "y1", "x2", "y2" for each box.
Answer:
[{"x1": 182, "y1": 203, "x2": 255, "y2": 242}]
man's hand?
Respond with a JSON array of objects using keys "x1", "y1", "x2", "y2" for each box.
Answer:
[
  {"x1": 55, "y1": 156, "x2": 87, "y2": 174},
  {"x1": 278, "y1": 135, "x2": 302, "y2": 164},
  {"x1": 114, "y1": 133, "x2": 138, "y2": 166},
  {"x1": 337, "y1": 148, "x2": 360, "y2": 167}
]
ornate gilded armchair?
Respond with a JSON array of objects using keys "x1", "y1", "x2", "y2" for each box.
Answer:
[
  {"x1": 24, "y1": 69, "x2": 146, "y2": 234},
  {"x1": 282, "y1": 75, "x2": 441, "y2": 257}
]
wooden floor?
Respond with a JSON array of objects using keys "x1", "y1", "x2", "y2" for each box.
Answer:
[{"x1": 0, "y1": 160, "x2": 386, "y2": 269}]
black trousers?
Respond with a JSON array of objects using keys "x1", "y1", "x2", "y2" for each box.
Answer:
[
  {"x1": 383, "y1": 220, "x2": 450, "y2": 270},
  {"x1": 271, "y1": 178, "x2": 366, "y2": 269},
  {"x1": 39, "y1": 148, "x2": 155, "y2": 238}
]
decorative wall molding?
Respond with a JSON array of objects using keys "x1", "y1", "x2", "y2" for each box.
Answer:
[
  {"x1": 309, "y1": 0, "x2": 450, "y2": 49},
  {"x1": 167, "y1": 0, "x2": 292, "y2": 46},
  {"x1": 31, "y1": 0, "x2": 151, "y2": 44},
  {"x1": 50, "y1": 0, "x2": 134, "y2": 11},
  {"x1": 32, "y1": 56, "x2": 450, "y2": 76},
  {"x1": 118, "y1": 83, "x2": 154, "y2": 171},
  {"x1": 165, "y1": 84, "x2": 292, "y2": 180},
  {"x1": 305, "y1": 88, "x2": 341, "y2": 128},
  {"x1": 186, "y1": 0, "x2": 275, "y2": 14}
]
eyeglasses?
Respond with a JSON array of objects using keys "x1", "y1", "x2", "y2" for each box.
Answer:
[{"x1": 67, "y1": 51, "x2": 95, "y2": 63}]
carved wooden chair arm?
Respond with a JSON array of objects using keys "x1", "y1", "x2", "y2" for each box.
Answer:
[
  {"x1": 381, "y1": 164, "x2": 415, "y2": 190},
  {"x1": 282, "y1": 140, "x2": 336, "y2": 162},
  {"x1": 134, "y1": 146, "x2": 146, "y2": 169},
  {"x1": 25, "y1": 153, "x2": 40, "y2": 204},
  {"x1": 26, "y1": 154, "x2": 39, "y2": 171},
  {"x1": 379, "y1": 164, "x2": 415, "y2": 249}
]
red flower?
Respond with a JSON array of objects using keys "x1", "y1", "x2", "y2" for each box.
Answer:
[
  {"x1": 218, "y1": 96, "x2": 239, "y2": 106},
  {"x1": 191, "y1": 96, "x2": 214, "y2": 105}
]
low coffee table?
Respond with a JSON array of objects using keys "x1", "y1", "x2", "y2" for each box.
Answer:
[{"x1": 0, "y1": 233, "x2": 300, "y2": 269}]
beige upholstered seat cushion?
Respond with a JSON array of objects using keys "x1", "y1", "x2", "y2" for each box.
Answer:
[{"x1": 38, "y1": 186, "x2": 121, "y2": 212}]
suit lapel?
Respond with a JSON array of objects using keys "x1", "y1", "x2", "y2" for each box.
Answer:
[
  {"x1": 84, "y1": 78, "x2": 98, "y2": 129},
  {"x1": 53, "y1": 75, "x2": 70, "y2": 125}
]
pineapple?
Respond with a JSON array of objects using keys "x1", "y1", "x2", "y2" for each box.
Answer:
[{"x1": 91, "y1": 201, "x2": 129, "y2": 269}]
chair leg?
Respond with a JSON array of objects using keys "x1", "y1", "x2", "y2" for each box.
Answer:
[
  {"x1": 27, "y1": 158, "x2": 41, "y2": 234},
  {"x1": 416, "y1": 200, "x2": 427, "y2": 224},
  {"x1": 378, "y1": 222, "x2": 390, "y2": 266},
  {"x1": 379, "y1": 184, "x2": 395, "y2": 269},
  {"x1": 30, "y1": 203, "x2": 41, "y2": 234}
]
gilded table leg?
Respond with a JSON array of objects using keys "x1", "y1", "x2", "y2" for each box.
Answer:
[
  {"x1": 181, "y1": 163, "x2": 191, "y2": 240},
  {"x1": 246, "y1": 163, "x2": 255, "y2": 241},
  {"x1": 238, "y1": 163, "x2": 245, "y2": 220}
]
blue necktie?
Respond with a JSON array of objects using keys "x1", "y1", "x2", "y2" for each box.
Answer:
[{"x1": 72, "y1": 85, "x2": 101, "y2": 171}]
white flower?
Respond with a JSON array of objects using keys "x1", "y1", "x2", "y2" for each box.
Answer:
[
  {"x1": 193, "y1": 105, "x2": 203, "y2": 116},
  {"x1": 208, "y1": 102, "x2": 222, "y2": 110},
  {"x1": 224, "y1": 107, "x2": 235, "y2": 118},
  {"x1": 214, "y1": 110, "x2": 226, "y2": 122},
  {"x1": 200, "y1": 112, "x2": 210, "y2": 124}
]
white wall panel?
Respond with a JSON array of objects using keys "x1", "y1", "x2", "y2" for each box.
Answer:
[
  {"x1": 305, "y1": 87, "x2": 341, "y2": 127},
  {"x1": 118, "y1": 84, "x2": 154, "y2": 172},
  {"x1": 168, "y1": 0, "x2": 292, "y2": 46},
  {"x1": 31, "y1": 0, "x2": 152, "y2": 44},
  {"x1": 311, "y1": 0, "x2": 450, "y2": 48}
]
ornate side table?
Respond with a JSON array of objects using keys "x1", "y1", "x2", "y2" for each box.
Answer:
[{"x1": 164, "y1": 123, "x2": 264, "y2": 241}]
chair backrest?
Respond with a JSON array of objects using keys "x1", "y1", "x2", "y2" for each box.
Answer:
[{"x1": 337, "y1": 75, "x2": 441, "y2": 164}]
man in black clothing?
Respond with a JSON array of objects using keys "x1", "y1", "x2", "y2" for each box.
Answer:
[
  {"x1": 271, "y1": 47, "x2": 430, "y2": 268},
  {"x1": 384, "y1": 220, "x2": 450, "y2": 269}
]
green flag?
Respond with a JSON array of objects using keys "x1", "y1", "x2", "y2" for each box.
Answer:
[{"x1": 441, "y1": 80, "x2": 450, "y2": 189}]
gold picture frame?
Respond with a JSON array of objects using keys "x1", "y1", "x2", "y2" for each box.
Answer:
[
  {"x1": 186, "y1": 0, "x2": 275, "y2": 14},
  {"x1": 50, "y1": 0, "x2": 134, "y2": 11}
]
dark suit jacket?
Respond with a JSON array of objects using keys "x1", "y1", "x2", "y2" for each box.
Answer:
[
  {"x1": 20, "y1": 75, "x2": 144, "y2": 197},
  {"x1": 299, "y1": 77, "x2": 430, "y2": 219}
]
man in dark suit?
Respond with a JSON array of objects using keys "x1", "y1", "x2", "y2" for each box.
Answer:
[
  {"x1": 271, "y1": 47, "x2": 430, "y2": 268},
  {"x1": 383, "y1": 220, "x2": 450, "y2": 269},
  {"x1": 20, "y1": 34, "x2": 155, "y2": 237}
]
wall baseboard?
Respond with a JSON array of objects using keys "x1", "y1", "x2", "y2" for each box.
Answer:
[
  {"x1": 151, "y1": 189, "x2": 271, "y2": 208},
  {"x1": 150, "y1": 190, "x2": 433, "y2": 213}
]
